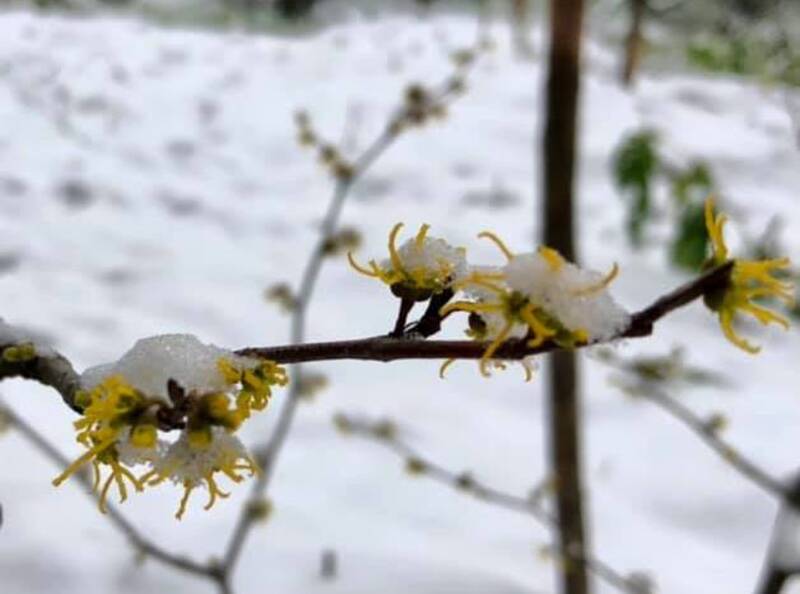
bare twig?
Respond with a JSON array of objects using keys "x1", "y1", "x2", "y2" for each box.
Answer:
[
  {"x1": 235, "y1": 260, "x2": 733, "y2": 362},
  {"x1": 0, "y1": 260, "x2": 734, "y2": 414},
  {"x1": 603, "y1": 348, "x2": 790, "y2": 503},
  {"x1": 0, "y1": 401, "x2": 217, "y2": 581},
  {"x1": 336, "y1": 414, "x2": 650, "y2": 594},
  {"x1": 0, "y1": 348, "x2": 81, "y2": 413},
  {"x1": 218, "y1": 72, "x2": 472, "y2": 583},
  {"x1": 634, "y1": 384, "x2": 788, "y2": 501},
  {"x1": 0, "y1": 44, "x2": 745, "y2": 594},
  {"x1": 605, "y1": 356, "x2": 800, "y2": 594}
]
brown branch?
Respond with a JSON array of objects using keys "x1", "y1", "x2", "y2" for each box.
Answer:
[
  {"x1": 219, "y1": 106, "x2": 399, "y2": 582},
  {"x1": 0, "y1": 260, "x2": 733, "y2": 443},
  {"x1": 336, "y1": 414, "x2": 651, "y2": 594},
  {"x1": 0, "y1": 59, "x2": 479, "y2": 594},
  {"x1": 0, "y1": 348, "x2": 82, "y2": 413},
  {"x1": 0, "y1": 262, "x2": 734, "y2": 415},
  {"x1": 218, "y1": 68, "x2": 473, "y2": 581},
  {"x1": 0, "y1": 51, "x2": 737, "y2": 594},
  {"x1": 235, "y1": 261, "x2": 734, "y2": 363},
  {"x1": 0, "y1": 401, "x2": 219, "y2": 582}
]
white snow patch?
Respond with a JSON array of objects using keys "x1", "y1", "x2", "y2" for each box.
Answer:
[
  {"x1": 379, "y1": 228, "x2": 468, "y2": 287},
  {"x1": 154, "y1": 426, "x2": 251, "y2": 486},
  {"x1": 504, "y1": 252, "x2": 630, "y2": 341},
  {"x1": 80, "y1": 334, "x2": 248, "y2": 399},
  {"x1": 0, "y1": 317, "x2": 55, "y2": 356}
]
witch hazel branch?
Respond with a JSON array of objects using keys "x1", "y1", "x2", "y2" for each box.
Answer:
[{"x1": 0, "y1": 198, "x2": 792, "y2": 518}]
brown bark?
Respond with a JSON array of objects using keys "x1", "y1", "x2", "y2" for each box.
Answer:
[
  {"x1": 622, "y1": 0, "x2": 646, "y2": 87},
  {"x1": 756, "y1": 567, "x2": 788, "y2": 594},
  {"x1": 512, "y1": 0, "x2": 535, "y2": 57},
  {"x1": 542, "y1": 1, "x2": 590, "y2": 593}
]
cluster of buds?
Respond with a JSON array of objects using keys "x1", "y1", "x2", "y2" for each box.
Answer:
[
  {"x1": 264, "y1": 282, "x2": 297, "y2": 312},
  {"x1": 390, "y1": 83, "x2": 450, "y2": 134},
  {"x1": 1, "y1": 342, "x2": 37, "y2": 363},
  {"x1": 52, "y1": 335, "x2": 288, "y2": 519},
  {"x1": 321, "y1": 226, "x2": 362, "y2": 256},
  {"x1": 294, "y1": 110, "x2": 354, "y2": 181},
  {"x1": 294, "y1": 46, "x2": 479, "y2": 181}
]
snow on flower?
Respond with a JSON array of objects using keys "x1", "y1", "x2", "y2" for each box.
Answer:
[
  {"x1": 441, "y1": 231, "x2": 629, "y2": 377},
  {"x1": 348, "y1": 223, "x2": 468, "y2": 299},
  {"x1": 81, "y1": 334, "x2": 248, "y2": 400},
  {"x1": 144, "y1": 427, "x2": 258, "y2": 520},
  {"x1": 503, "y1": 248, "x2": 629, "y2": 342},
  {"x1": 53, "y1": 334, "x2": 287, "y2": 518}
]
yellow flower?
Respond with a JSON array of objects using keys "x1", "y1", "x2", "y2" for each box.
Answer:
[
  {"x1": 348, "y1": 223, "x2": 467, "y2": 300},
  {"x1": 703, "y1": 198, "x2": 794, "y2": 353},
  {"x1": 143, "y1": 428, "x2": 259, "y2": 520},
  {"x1": 53, "y1": 375, "x2": 155, "y2": 512},
  {"x1": 54, "y1": 353, "x2": 288, "y2": 518},
  {"x1": 217, "y1": 357, "x2": 288, "y2": 421},
  {"x1": 440, "y1": 232, "x2": 615, "y2": 378}
]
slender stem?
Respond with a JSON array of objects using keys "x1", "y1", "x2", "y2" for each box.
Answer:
[
  {"x1": 234, "y1": 262, "x2": 734, "y2": 364},
  {"x1": 221, "y1": 107, "x2": 413, "y2": 576},
  {"x1": 0, "y1": 349, "x2": 81, "y2": 413},
  {"x1": 636, "y1": 384, "x2": 796, "y2": 594},
  {"x1": 391, "y1": 298, "x2": 416, "y2": 338},
  {"x1": 0, "y1": 403, "x2": 215, "y2": 580},
  {"x1": 641, "y1": 385, "x2": 787, "y2": 500},
  {"x1": 339, "y1": 416, "x2": 646, "y2": 594},
  {"x1": 0, "y1": 254, "x2": 733, "y2": 413}
]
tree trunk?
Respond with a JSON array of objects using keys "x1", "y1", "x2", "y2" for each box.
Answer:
[
  {"x1": 756, "y1": 567, "x2": 788, "y2": 594},
  {"x1": 541, "y1": 2, "x2": 589, "y2": 594},
  {"x1": 512, "y1": 0, "x2": 535, "y2": 58},
  {"x1": 621, "y1": 0, "x2": 646, "y2": 87}
]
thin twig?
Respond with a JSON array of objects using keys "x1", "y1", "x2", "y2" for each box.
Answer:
[
  {"x1": 235, "y1": 260, "x2": 733, "y2": 362},
  {"x1": 337, "y1": 414, "x2": 649, "y2": 594},
  {"x1": 0, "y1": 349, "x2": 82, "y2": 413},
  {"x1": 0, "y1": 60, "x2": 476, "y2": 594},
  {"x1": 219, "y1": 77, "x2": 468, "y2": 578},
  {"x1": 0, "y1": 402, "x2": 216, "y2": 580},
  {"x1": 636, "y1": 384, "x2": 788, "y2": 501},
  {"x1": 0, "y1": 245, "x2": 734, "y2": 417},
  {"x1": 219, "y1": 122, "x2": 398, "y2": 577}
]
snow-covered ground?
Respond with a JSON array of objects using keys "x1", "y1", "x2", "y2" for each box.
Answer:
[{"x1": 1, "y1": 6, "x2": 799, "y2": 594}]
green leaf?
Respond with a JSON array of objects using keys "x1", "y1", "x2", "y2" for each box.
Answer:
[
  {"x1": 671, "y1": 162, "x2": 713, "y2": 206},
  {"x1": 670, "y1": 203, "x2": 709, "y2": 272},
  {"x1": 612, "y1": 131, "x2": 659, "y2": 247}
]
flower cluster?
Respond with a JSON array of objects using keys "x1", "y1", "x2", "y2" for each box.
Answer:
[
  {"x1": 53, "y1": 335, "x2": 288, "y2": 519},
  {"x1": 349, "y1": 225, "x2": 629, "y2": 378},
  {"x1": 703, "y1": 198, "x2": 794, "y2": 353}
]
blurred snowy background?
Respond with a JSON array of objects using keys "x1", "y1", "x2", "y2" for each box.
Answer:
[{"x1": 1, "y1": 0, "x2": 800, "y2": 593}]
